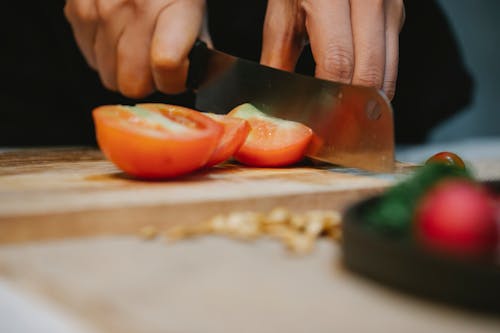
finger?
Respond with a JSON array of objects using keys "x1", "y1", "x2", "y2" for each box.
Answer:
[
  {"x1": 350, "y1": 0, "x2": 386, "y2": 89},
  {"x1": 64, "y1": 0, "x2": 98, "y2": 69},
  {"x1": 151, "y1": 0, "x2": 205, "y2": 94},
  {"x1": 116, "y1": 10, "x2": 156, "y2": 98},
  {"x1": 260, "y1": 0, "x2": 306, "y2": 71},
  {"x1": 382, "y1": 0, "x2": 405, "y2": 100},
  {"x1": 94, "y1": 0, "x2": 132, "y2": 91},
  {"x1": 303, "y1": 0, "x2": 354, "y2": 83}
]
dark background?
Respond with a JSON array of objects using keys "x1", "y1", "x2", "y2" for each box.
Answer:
[
  {"x1": 2, "y1": 0, "x2": 493, "y2": 147},
  {"x1": 429, "y1": 0, "x2": 500, "y2": 141}
]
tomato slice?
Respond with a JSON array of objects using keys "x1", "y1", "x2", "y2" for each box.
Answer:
[
  {"x1": 203, "y1": 113, "x2": 250, "y2": 167},
  {"x1": 228, "y1": 103, "x2": 313, "y2": 167},
  {"x1": 93, "y1": 104, "x2": 223, "y2": 179}
]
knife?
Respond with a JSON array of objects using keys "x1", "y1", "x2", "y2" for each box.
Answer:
[{"x1": 186, "y1": 40, "x2": 395, "y2": 172}]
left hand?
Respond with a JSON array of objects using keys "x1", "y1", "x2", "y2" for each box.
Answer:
[
  {"x1": 64, "y1": 0, "x2": 207, "y2": 98},
  {"x1": 260, "y1": 0, "x2": 405, "y2": 101}
]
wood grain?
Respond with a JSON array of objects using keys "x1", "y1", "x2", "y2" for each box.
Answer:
[
  {"x1": 0, "y1": 148, "x2": 397, "y2": 243},
  {"x1": 2, "y1": 143, "x2": 500, "y2": 333}
]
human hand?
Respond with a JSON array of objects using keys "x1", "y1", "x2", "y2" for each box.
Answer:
[
  {"x1": 260, "y1": 0, "x2": 405, "y2": 100},
  {"x1": 64, "y1": 0, "x2": 206, "y2": 98}
]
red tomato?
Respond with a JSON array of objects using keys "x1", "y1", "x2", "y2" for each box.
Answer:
[
  {"x1": 93, "y1": 104, "x2": 223, "y2": 179},
  {"x1": 228, "y1": 103, "x2": 313, "y2": 167},
  {"x1": 414, "y1": 179, "x2": 498, "y2": 258},
  {"x1": 203, "y1": 113, "x2": 250, "y2": 167},
  {"x1": 426, "y1": 151, "x2": 466, "y2": 170}
]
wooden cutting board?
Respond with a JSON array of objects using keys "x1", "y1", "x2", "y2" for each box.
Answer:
[{"x1": 0, "y1": 147, "x2": 403, "y2": 243}]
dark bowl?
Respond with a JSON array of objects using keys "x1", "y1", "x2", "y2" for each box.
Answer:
[{"x1": 342, "y1": 181, "x2": 500, "y2": 313}]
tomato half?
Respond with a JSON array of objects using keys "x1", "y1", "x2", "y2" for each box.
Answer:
[
  {"x1": 93, "y1": 104, "x2": 223, "y2": 179},
  {"x1": 228, "y1": 103, "x2": 313, "y2": 167},
  {"x1": 203, "y1": 113, "x2": 250, "y2": 167}
]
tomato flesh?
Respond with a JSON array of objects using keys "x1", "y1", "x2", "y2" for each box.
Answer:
[
  {"x1": 93, "y1": 104, "x2": 223, "y2": 179},
  {"x1": 203, "y1": 113, "x2": 250, "y2": 167},
  {"x1": 228, "y1": 103, "x2": 313, "y2": 167}
]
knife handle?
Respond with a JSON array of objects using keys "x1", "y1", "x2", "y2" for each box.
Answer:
[{"x1": 186, "y1": 39, "x2": 208, "y2": 91}]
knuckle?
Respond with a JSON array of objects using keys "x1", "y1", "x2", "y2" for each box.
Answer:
[
  {"x1": 321, "y1": 45, "x2": 354, "y2": 82},
  {"x1": 97, "y1": 0, "x2": 126, "y2": 21},
  {"x1": 80, "y1": 9, "x2": 98, "y2": 24},
  {"x1": 355, "y1": 68, "x2": 384, "y2": 88}
]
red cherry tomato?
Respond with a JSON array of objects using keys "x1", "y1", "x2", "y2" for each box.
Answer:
[
  {"x1": 415, "y1": 179, "x2": 498, "y2": 258},
  {"x1": 228, "y1": 103, "x2": 313, "y2": 167},
  {"x1": 426, "y1": 151, "x2": 466, "y2": 170},
  {"x1": 93, "y1": 104, "x2": 223, "y2": 179}
]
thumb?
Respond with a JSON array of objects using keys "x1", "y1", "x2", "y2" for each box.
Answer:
[
  {"x1": 151, "y1": 0, "x2": 205, "y2": 94},
  {"x1": 260, "y1": 0, "x2": 306, "y2": 72}
]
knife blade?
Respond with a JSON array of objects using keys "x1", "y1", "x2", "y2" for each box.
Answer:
[{"x1": 187, "y1": 40, "x2": 395, "y2": 172}]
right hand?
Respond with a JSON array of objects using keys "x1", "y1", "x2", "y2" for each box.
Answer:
[
  {"x1": 64, "y1": 0, "x2": 206, "y2": 98},
  {"x1": 260, "y1": 0, "x2": 405, "y2": 101}
]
